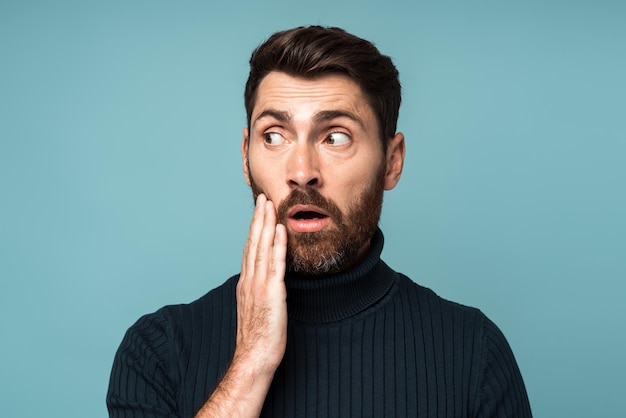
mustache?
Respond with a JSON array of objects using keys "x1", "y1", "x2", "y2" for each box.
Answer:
[{"x1": 276, "y1": 188, "x2": 343, "y2": 226}]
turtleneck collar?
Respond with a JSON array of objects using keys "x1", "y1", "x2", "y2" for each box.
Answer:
[{"x1": 284, "y1": 228, "x2": 396, "y2": 323}]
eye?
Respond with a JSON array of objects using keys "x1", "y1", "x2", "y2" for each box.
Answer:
[
  {"x1": 324, "y1": 131, "x2": 351, "y2": 146},
  {"x1": 263, "y1": 132, "x2": 285, "y2": 146}
]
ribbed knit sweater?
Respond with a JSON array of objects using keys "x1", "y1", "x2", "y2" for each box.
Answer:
[{"x1": 107, "y1": 230, "x2": 531, "y2": 417}]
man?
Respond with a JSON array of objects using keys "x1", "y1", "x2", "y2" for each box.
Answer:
[{"x1": 107, "y1": 26, "x2": 531, "y2": 417}]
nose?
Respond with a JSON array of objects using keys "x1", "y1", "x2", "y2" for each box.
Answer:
[{"x1": 287, "y1": 142, "x2": 321, "y2": 189}]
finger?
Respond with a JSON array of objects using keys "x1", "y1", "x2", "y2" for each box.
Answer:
[
  {"x1": 241, "y1": 193, "x2": 267, "y2": 280},
  {"x1": 254, "y1": 199, "x2": 278, "y2": 280},
  {"x1": 269, "y1": 223, "x2": 287, "y2": 282}
]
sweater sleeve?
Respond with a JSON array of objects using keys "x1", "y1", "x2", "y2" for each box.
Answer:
[
  {"x1": 475, "y1": 317, "x2": 532, "y2": 418},
  {"x1": 107, "y1": 312, "x2": 179, "y2": 418}
]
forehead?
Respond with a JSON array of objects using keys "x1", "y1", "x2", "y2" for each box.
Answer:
[{"x1": 251, "y1": 72, "x2": 375, "y2": 124}]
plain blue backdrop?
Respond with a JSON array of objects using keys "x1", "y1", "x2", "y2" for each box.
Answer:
[{"x1": 1, "y1": 1, "x2": 624, "y2": 416}]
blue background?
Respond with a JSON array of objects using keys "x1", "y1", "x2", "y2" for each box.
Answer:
[{"x1": 1, "y1": 1, "x2": 624, "y2": 416}]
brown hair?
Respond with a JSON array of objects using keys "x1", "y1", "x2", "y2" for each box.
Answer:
[{"x1": 244, "y1": 26, "x2": 401, "y2": 146}]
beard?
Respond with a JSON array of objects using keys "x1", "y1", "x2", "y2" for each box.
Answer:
[{"x1": 248, "y1": 166, "x2": 385, "y2": 276}]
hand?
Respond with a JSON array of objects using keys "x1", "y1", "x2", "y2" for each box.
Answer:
[
  {"x1": 234, "y1": 193, "x2": 288, "y2": 375},
  {"x1": 196, "y1": 194, "x2": 287, "y2": 417}
]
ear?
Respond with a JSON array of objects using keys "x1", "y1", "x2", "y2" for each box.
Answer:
[
  {"x1": 242, "y1": 128, "x2": 251, "y2": 186},
  {"x1": 384, "y1": 132, "x2": 405, "y2": 190}
]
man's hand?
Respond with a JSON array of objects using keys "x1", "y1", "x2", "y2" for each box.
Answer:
[
  {"x1": 195, "y1": 193, "x2": 287, "y2": 418},
  {"x1": 235, "y1": 193, "x2": 288, "y2": 373}
]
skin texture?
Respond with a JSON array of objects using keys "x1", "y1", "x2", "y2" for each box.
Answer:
[{"x1": 195, "y1": 72, "x2": 405, "y2": 417}]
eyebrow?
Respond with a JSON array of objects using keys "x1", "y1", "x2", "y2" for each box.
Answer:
[
  {"x1": 313, "y1": 110, "x2": 365, "y2": 129},
  {"x1": 253, "y1": 109, "x2": 366, "y2": 129},
  {"x1": 253, "y1": 109, "x2": 290, "y2": 125}
]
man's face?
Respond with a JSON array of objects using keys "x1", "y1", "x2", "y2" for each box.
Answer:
[{"x1": 242, "y1": 72, "x2": 404, "y2": 275}]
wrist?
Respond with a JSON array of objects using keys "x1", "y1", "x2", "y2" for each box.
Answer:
[{"x1": 231, "y1": 345, "x2": 283, "y2": 381}]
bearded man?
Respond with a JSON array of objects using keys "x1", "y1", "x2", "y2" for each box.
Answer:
[{"x1": 107, "y1": 26, "x2": 532, "y2": 418}]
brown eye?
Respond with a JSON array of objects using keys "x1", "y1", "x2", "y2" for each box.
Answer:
[
  {"x1": 263, "y1": 132, "x2": 284, "y2": 145},
  {"x1": 325, "y1": 132, "x2": 350, "y2": 145}
]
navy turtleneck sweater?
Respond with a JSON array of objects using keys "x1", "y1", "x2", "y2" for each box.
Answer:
[{"x1": 107, "y1": 230, "x2": 531, "y2": 417}]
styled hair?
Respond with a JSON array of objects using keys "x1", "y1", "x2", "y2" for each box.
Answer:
[{"x1": 244, "y1": 26, "x2": 401, "y2": 145}]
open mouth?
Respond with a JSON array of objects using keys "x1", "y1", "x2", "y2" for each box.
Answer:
[
  {"x1": 287, "y1": 205, "x2": 331, "y2": 233},
  {"x1": 288, "y1": 204, "x2": 330, "y2": 220},
  {"x1": 292, "y1": 210, "x2": 329, "y2": 220}
]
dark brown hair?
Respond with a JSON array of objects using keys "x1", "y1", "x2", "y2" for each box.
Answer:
[{"x1": 244, "y1": 26, "x2": 401, "y2": 145}]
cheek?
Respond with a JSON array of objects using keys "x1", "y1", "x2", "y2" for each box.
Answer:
[
  {"x1": 330, "y1": 170, "x2": 379, "y2": 210},
  {"x1": 248, "y1": 165, "x2": 286, "y2": 204},
  {"x1": 334, "y1": 155, "x2": 383, "y2": 188}
]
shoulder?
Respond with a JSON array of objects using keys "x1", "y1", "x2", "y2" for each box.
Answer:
[
  {"x1": 395, "y1": 272, "x2": 486, "y2": 324},
  {"x1": 395, "y1": 273, "x2": 518, "y2": 348},
  {"x1": 108, "y1": 276, "x2": 240, "y2": 415},
  {"x1": 394, "y1": 274, "x2": 532, "y2": 415},
  {"x1": 138, "y1": 274, "x2": 238, "y2": 336},
  {"x1": 392, "y1": 273, "x2": 518, "y2": 368},
  {"x1": 394, "y1": 274, "x2": 531, "y2": 415},
  {"x1": 116, "y1": 275, "x2": 239, "y2": 360},
  {"x1": 159, "y1": 274, "x2": 239, "y2": 324}
]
